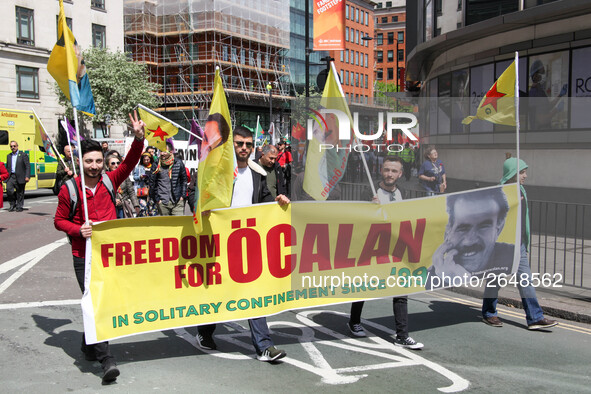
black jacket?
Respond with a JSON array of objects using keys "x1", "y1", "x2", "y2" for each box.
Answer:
[
  {"x1": 255, "y1": 158, "x2": 286, "y2": 197},
  {"x1": 150, "y1": 158, "x2": 187, "y2": 204},
  {"x1": 6, "y1": 151, "x2": 30, "y2": 184}
]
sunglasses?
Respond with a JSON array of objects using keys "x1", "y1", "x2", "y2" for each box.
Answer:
[
  {"x1": 234, "y1": 141, "x2": 253, "y2": 148},
  {"x1": 110, "y1": 161, "x2": 120, "y2": 165}
]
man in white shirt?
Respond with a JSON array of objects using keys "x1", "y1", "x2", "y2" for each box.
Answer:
[{"x1": 197, "y1": 126, "x2": 290, "y2": 362}]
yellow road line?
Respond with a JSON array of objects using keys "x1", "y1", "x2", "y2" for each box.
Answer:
[{"x1": 430, "y1": 292, "x2": 591, "y2": 335}]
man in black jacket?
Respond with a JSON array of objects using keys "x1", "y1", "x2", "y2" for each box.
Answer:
[
  {"x1": 150, "y1": 145, "x2": 187, "y2": 216},
  {"x1": 197, "y1": 126, "x2": 290, "y2": 362},
  {"x1": 5, "y1": 140, "x2": 30, "y2": 212},
  {"x1": 347, "y1": 156, "x2": 424, "y2": 350},
  {"x1": 255, "y1": 144, "x2": 286, "y2": 198}
]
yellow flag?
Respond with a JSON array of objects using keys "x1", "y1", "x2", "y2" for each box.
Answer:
[
  {"x1": 303, "y1": 62, "x2": 353, "y2": 200},
  {"x1": 137, "y1": 107, "x2": 179, "y2": 151},
  {"x1": 33, "y1": 112, "x2": 57, "y2": 159},
  {"x1": 463, "y1": 61, "x2": 516, "y2": 126},
  {"x1": 193, "y1": 68, "x2": 235, "y2": 233}
]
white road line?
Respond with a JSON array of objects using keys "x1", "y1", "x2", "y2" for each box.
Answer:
[
  {"x1": 0, "y1": 238, "x2": 68, "y2": 275},
  {"x1": 0, "y1": 299, "x2": 80, "y2": 310}
]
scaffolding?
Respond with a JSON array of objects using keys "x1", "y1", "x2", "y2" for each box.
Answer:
[{"x1": 124, "y1": 0, "x2": 292, "y2": 115}]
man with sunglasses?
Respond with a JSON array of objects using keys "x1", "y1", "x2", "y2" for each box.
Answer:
[
  {"x1": 197, "y1": 126, "x2": 290, "y2": 362},
  {"x1": 5, "y1": 141, "x2": 30, "y2": 212}
]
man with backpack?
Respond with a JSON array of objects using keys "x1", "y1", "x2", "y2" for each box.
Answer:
[{"x1": 53, "y1": 112, "x2": 145, "y2": 383}]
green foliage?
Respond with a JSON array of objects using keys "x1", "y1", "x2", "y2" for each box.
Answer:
[{"x1": 54, "y1": 47, "x2": 160, "y2": 124}]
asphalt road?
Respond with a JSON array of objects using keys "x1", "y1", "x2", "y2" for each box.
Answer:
[{"x1": 1, "y1": 193, "x2": 590, "y2": 392}]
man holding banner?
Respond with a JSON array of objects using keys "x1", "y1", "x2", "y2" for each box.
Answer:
[
  {"x1": 53, "y1": 112, "x2": 145, "y2": 382},
  {"x1": 197, "y1": 126, "x2": 290, "y2": 362}
]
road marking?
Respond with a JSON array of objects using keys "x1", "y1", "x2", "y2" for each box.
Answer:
[
  {"x1": 0, "y1": 238, "x2": 68, "y2": 295},
  {"x1": 175, "y1": 310, "x2": 470, "y2": 392},
  {"x1": 0, "y1": 299, "x2": 80, "y2": 310},
  {"x1": 431, "y1": 292, "x2": 591, "y2": 335}
]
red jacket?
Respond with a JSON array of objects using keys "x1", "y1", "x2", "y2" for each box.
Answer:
[
  {"x1": 0, "y1": 162, "x2": 8, "y2": 208},
  {"x1": 54, "y1": 137, "x2": 144, "y2": 257}
]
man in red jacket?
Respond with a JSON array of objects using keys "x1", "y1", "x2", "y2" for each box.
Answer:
[{"x1": 54, "y1": 111, "x2": 145, "y2": 383}]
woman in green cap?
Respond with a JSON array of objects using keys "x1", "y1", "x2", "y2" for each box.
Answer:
[{"x1": 481, "y1": 157, "x2": 558, "y2": 330}]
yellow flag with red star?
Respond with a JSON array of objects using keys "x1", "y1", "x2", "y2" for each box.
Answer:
[
  {"x1": 137, "y1": 106, "x2": 178, "y2": 151},
  {"x1": 463, "y1": 61, "x2": 516, "y2": 126}
]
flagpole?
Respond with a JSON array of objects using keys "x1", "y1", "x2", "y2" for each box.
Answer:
[
  {"x1": 255, "y1": 115, "x2": 261, "y2": 147},
  {"x1": 72, "y1": 108, "x2": 89, "y2": 224},
  {"x1": 30, "y1": 108, "x2": 68, "y2": 169},
  {"x1": 515, "y1": 51, "x2": 520, "y2": 193},
  {"x1": 136, "y1": 103, "x2": 200, "y2": 140},
  {"x1": 62, "y1": 116, "x2": 78, "y2": 177},
  {"x1": 328, "y1": 61, "x2": 377, "y2": 197}
]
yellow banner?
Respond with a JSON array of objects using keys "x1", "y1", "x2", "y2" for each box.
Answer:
[{"x1": 83, "y1": 185, "x2": 520, "y2": 343}]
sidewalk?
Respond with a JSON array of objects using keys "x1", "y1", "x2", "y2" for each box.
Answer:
[{"x1": 397, "y1": 177, "x2": 591, "y2": 323}]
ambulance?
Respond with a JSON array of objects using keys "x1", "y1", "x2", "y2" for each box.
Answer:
[{"x1": 0, "y1": 108, "x2": 58, "y2": 193}]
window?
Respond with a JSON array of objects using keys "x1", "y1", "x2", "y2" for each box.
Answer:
[
  {"x1": 350, "y1": 72, "x2": 354, "y2": 85},
  {"x1": 345, "y1": 49, "x2": 349, "y2": 63},
  {"x1": 340, "y1": 70, "x2": 344, "y2": 84},
  {"x1": 92, "y1": 24, "x2": 106, "y2": 48},
  {"x1": 381, "y1": 17, "x2": 388, "y2": 23},
  {"x1": 350, "y1": 50, "x2": 353, "y2": 63},
  {"x1": 392, "y1": 16, "x2": 399, "y2": 22},
  {"x1": 365, "y1": 11, "x2": 369, "y2": 26},
  {"x1": 56, "y1": 16, "x2": 73, "y2": 39},
  {"x1": 387, "y1": 50, "x2": 394, "y2": 62},
  {"x1": 365, "y1": 74, "x2": 368, "y2": 89},
  {"x1": 91, "y1": 0, "x2": 106, "y2": 9},
  {"x1": 222, "y1": 45, "x2": 229, "y2": 61},
  {"x1": 398, "y1": 49, "x2": 404, "y2": 62},
  {"x1": 346, "y1": 27, "x2": 349, "y2": 42},
  {"x1": 398, "y1": 31, "x2": 404, "y2": 43},
  {"x1": 377, "y1": 69, "x2": 383, "y2": 80},
  {"x1": 355, "y1": 51, "x2": 359, "y2": 66},
  {"x1": 376, "y1": 33, "x2": 383, "y2": 45},
  {"x1": 16, "y1": 7, "x2": 34, "y2": 46},
  {"x1": 345, "y1": 71, "x2": 349, "y2": 85},
  {"x1": 355, "y1": 8, "x2": 359, "y2": 23},
  {"x1": 346, "y1": 4, "x2": 349, "y2": 19},
  {"x1": 360, "y1": 53, "x2": 364, "y2": 67},
  {"x1": 355, "y1": 30, "x2": 359, "y2": 44},
  {"x1": 386, "y1": 1, "x2": 393, "y2": 6},
  {"x1": 365, "y1": 54, "x2": 368, "y2": 67},
  {"x1": 340, "y1": 50, "x2": 344, "y2": 62},
  {"x1": 377, "y1": 51, "x2": 383, "y2": 63},
  {"x1": 388, "y1": 68, "x2": 394, "y2": 80},
  {"x1": 16, "y1": 66, "x2": 39, "y2": 99},
  {"x1": 387, "y1": 32, "x2": 394, "y2": 45},
  {"x1": 355, "y1": 73, "x2": 359, "y2": 87}
]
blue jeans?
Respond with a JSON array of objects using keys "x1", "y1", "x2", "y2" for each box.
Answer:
[
  {"x1": 482, "y1": 244, "x2": 544, "y2": 325},
  {"x1": 199, "y1": 317, "x2": 273, "y2": 354}
]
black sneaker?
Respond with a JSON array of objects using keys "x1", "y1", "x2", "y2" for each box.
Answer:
[
  {"x1": 101, "y1": 358, "x2": 120, "y2": 382},
  {"x1": 394, "y1": 336, "x2": 424, "y2": 350},
  {"x1": 256, "y1": 346, "x2": 286, "y2": 362},
  {"x1": 347, "y1": 322, "x2": 366, "y2": 337},
  {"x1": 528, "y1": 318, "x2": 558, "y2": 330},
  {"x1": 196, "y1": 333, "x2": 217, "y2": 350}
]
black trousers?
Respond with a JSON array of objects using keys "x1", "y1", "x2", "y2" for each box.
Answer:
[
  {"x1": 349, "y1": 297, "x2": 409, "y2": 338},
  {"x1": 6, "y1": 174, "x2": 25, "y2": 209},
  {"x1": 73, "y1": 256, "x2": 112, "y2": 362}
]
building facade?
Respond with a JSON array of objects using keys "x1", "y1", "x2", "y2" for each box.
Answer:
[
  {"x1": 374, "y1": 1, "x2": 406, "y2": 92},
  {"x1": 0, "y1": 0, "x2": 124, "y2": 139},
  {"x1": 331, "y1": 0, "x2": 375, "y2": 105},
  {"x1": 406, "y1": 0, "x2": 591, "y2": 203},
  {"x1": 124, "y1": 0, "x2": 291, "y2": 136}
]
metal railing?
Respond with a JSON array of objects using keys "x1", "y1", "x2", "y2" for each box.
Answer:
[{"x1": 528, "y1": 200, "x2": 589, "y2": 289}]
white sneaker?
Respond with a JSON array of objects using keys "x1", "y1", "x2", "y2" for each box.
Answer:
[{"x1": 394, "y1": 336, "x2": 423, "y2": 350}]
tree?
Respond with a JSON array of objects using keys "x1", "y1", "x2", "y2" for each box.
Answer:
[{"x1": 54, "y1": 47, "x2": 160, "y2": 132}]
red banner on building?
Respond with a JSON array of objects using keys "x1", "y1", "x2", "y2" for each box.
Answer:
[{"x1": 313, "y1": 0, "x2": 345, "y2": 51}]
